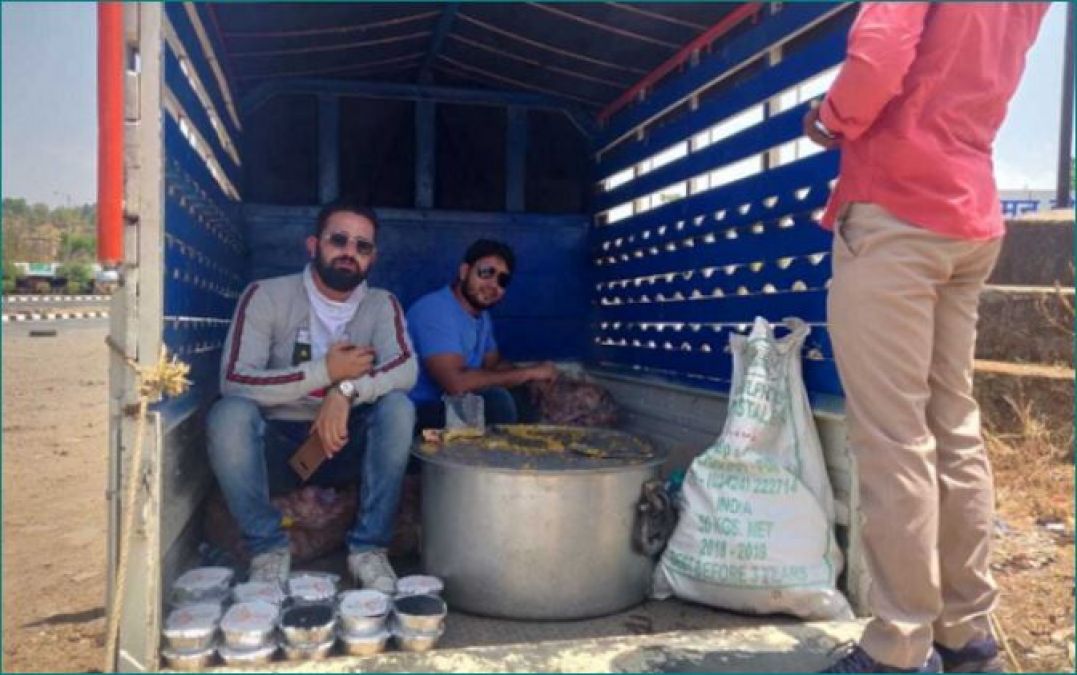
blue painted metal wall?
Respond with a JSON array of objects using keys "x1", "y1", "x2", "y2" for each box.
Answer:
[
  {"x1": 244, "y1": 205, "x2": 590, "y2": 362},
  {"x1": 161, "y1": 5, "x2": 247, "y2": 425},
  {"x1": 158, "y1": 2, "x2": 853, "y2": 415},
  {"x1": 588, "y1": 4, "x2": 850, "y2": 397}
]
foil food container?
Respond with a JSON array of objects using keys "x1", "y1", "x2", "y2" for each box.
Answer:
[
  {"x1": 217, "y1": 641, "x2": 278, "y2": 666},
  {"x1": 338, "y1": 590, "x2": 389, "y2": 636},
  {"x1": 220, "y1": 600, "x2": 279, "y2": 649},
  {"x1": 281, "y1": 637, "x2": 336, "y2": 661},
  {"x1": 161, "y1": 645, "x2": 215, "y2": 671},
  {"x1": 395, "y1": 575, "x2": 444, "y2": 598},
  {"x1": 391, "y1": 622, "x2": 444, "y2": 653},
  {"x1": 287, "y1": 572, "x2": 338, "y2": 604},
  {"x1": 171, "y1": 566, "x2": 234, "y2": 606},
  {"x1": 232, "y1": 580, "x2": 286, "y2": 606},
  {"x1": 393, "y1": 594, "x2": 447, "y2": 634},
  {"x1": 279, "y1": 603, "x2": 336, "y2": 646},
  {"x1": 162, "y1": 603, "x2": 221, "y2": 651},
  {"x1": 337, "y1": 628, "x2": 390, "y2": 656}
]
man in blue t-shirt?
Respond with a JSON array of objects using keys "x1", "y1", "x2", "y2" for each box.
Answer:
[{"x1": 406, "y1": 239, "x2": 557, "y2": 428}]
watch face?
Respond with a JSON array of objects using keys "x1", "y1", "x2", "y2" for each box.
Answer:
[{"x1": 339, "y1": 381, "x2": 355, "y2": 397}]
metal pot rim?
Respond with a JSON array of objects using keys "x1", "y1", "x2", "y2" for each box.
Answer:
[{"x1": 412, "y1": 449, "x2": 666, "y2": 475}]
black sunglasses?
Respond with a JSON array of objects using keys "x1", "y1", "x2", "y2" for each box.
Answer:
[
  {"x1": 325, "y1": 232, "x2": 375, "y2": 255},
  {"x1": 475, "y1": 265, "x2": 512, "y2": 289}
]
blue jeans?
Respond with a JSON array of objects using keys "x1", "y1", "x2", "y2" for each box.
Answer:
[
  {"x1": 206, "y1": 392, "x2": 415, "y2": 555},
  {"x1": 413, "y1": 386, "x2": 519, "y2": 430}
]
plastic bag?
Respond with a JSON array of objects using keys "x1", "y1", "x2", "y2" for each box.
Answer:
[
  {"x1": 652, "y1": 317, "x2": 852, "y2": 620},
  {"x1": 527, "y1": 375, "x2": 619, "y2": 427}
]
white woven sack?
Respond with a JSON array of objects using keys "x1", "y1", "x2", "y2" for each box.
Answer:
[{"x1": 653, "y1": 317, "x2": 852, "y2": 620}]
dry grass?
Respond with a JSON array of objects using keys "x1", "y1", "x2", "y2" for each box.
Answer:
[
  {"x1": 985, "y1": 399, "x2": 1075, "y2": 673},
  {"x1": 987, "y1": 417, "x2": 1073, "y2": 522}
]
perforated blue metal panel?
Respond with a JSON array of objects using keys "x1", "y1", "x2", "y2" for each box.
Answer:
[
  {"x1": 160, "y1": 114, "x2": 245, "y2": 424},
  {"x1": 588, "y1": 6, "x2": 848, "y2": 396}
]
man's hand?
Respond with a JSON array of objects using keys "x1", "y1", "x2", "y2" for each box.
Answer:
[
  {"x1": 527, "y1": 361, "x2": 559, "y2": 382},
  {"x1": 326, "y1": 343, "x2": 375, "y2": 382},
  {"x1": 803, "y1": 100, "x2": 840, "y2": 150},
  {"x1": 311, "y1": 388, "x2": 351, "y2": 456}
]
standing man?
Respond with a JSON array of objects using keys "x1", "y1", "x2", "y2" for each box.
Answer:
[
  {"x1": 207, "y1": 199, "x2": 417, "y2": 592},
  {"x1": 406, "y1": 239, "x2": 557, "y2": 429},
  {"x1": 803, "y1": 4, "x2": 1049, "y2": 672}
]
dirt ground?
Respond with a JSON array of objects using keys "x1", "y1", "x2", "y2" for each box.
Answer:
[{"x1": 1, "y1": 324, "x2": 1073, "y2": 672}]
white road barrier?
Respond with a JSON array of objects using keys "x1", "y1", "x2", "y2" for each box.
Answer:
[
  {"x1": 2, "y1": 311, "x2": 110, "y2": 323},
  {"x1": 3, "y1": 295, "x2": 111, "y2": 303}
]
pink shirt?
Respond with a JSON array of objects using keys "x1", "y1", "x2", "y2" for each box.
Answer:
[{"x1": 820, "y1": 2, "x2": 1049, "y2": 241}]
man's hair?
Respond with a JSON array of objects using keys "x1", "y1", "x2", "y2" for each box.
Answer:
[
  {"x1": 463, "y1": 239, "x2": 515, "y2": 273},
  {"x1": 313, "y1": 198, "x2": 380, "y2": 238}
]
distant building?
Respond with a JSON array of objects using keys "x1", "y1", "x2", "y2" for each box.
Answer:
[{"x1": 999, "y1": 189, "x2": 1074, "y2": 218}]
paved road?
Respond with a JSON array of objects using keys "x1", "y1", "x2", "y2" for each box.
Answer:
[{"x1": 2, "y1": 316, "x2": 109, "y2": 336}]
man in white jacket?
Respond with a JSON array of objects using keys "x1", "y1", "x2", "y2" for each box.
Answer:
[{"x1": 207, "y1": 199, "x2": 417, "y2": 591}]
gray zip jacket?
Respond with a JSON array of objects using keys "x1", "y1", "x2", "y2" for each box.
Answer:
[{"x1": 219, "y1": 270, "x2": 417, "y2": 420}]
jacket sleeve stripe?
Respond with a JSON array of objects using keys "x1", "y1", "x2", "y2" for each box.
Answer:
[
  {"x1": 225, "y1": 283, "x2": 305, "y2": 386},
  {"x1": 372, "y1": 295, "x2": 411, "y2": 375}
]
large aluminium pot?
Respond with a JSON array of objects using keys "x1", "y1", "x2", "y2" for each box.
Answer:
[{"x1": 416, "y1": 425, "x2": 666, "y2": 620}]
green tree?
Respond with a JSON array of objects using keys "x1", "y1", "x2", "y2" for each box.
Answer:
[
  {"x1": 57, "y1": 261, "x2": 93, "y2": 294},
  {"x1": 2, "y1": 260, "x2": 23, "y2": 293},
  {"x1": 59, "y1": 231, "x2": 96, "y2": 261}
]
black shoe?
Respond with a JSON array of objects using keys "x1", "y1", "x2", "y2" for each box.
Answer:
[
  {"x1": 935, "y1": 637, "x2": 1005, "y2": 673},
  {"x1": 820, "y1": 644, "x2": 943, "y2": 673}
]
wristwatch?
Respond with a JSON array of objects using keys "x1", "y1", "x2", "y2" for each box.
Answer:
[
  {"x1": 813, "y1": 116, "x2": 836, "y2": 140},
  {"x1": 336, "y1": 379, "x2": 357, "y2": 401}
]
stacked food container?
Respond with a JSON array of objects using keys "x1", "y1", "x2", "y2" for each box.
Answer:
[
  {"x1": 160, "y1": 567, "x2": 232, "y2": 670},
  {"x1": 160, "y1": 567, "x2": 449, "y2": 669},
  {"x1": 391, "y1": 575, "x2": 446, "y2": 652}
]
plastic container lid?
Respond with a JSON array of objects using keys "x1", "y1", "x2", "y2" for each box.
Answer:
[
  {"x1": 339, "y1": 589, "x2": 390, "y2": 617},
  {"x1": 165, "y1": 602, "x2": 222, "y2": 631},
  {"x1": 220, "y1": 600, "x2": 279, "y2": 636},
  {"x1": 233, "y1": 581, "x2": 286, "y2": 606},
  {"x1": 173, "y1": 567, "x2": 234, "y2": 596},
  {"x1": 288, "y1": 573, "x2": 338, "y2": 603},
  {"x1": 395, "y1": 575, "x2": 444, "y2": 597}
]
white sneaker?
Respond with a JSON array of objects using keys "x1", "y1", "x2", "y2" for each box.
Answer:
[
  {"x1": 347, "y1": 548, "x2": 397, "y2": 593},
  {"x1": 249, "y1": 547, "x2": 291, "y2": 585}
]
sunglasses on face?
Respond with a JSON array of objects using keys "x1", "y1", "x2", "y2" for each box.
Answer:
[
  {"x1": 325, "y1": 232, "x2": 375, "y2": 256},
  {"x1": 475, "y1": 265, "x2": 512, "y2": 289}
]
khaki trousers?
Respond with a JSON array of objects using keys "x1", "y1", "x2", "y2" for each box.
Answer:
[{"x1": 827, "y1": 203, "x2": 1002, "y2": 668}]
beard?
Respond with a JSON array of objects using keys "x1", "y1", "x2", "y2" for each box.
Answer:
[
  {"x1": 461, "y1": 276, "x2": 499, "y2": 311},
  {"x1": 313, "y1": 250, "x2": 366, "y2": 292}
]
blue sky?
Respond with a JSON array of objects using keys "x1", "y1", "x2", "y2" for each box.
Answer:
[{"x1": 0, "y1": 2, "x2": 1071, "y2": 207}]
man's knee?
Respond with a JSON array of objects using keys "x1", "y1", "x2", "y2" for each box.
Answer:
[
  {"x1": 206, "y1": 396, "x2": 263, "y2": 461},
  {"x1": 372, "y1": 391, "x2": 417, "y2": 435}
]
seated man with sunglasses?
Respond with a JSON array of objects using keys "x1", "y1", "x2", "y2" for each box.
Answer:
[
  {"x1": 206, "y1": 198, "x2": 417, "y2": 592},
  {"x1": 406, "y1": 239, "x2": 557, "y2": 430}
]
